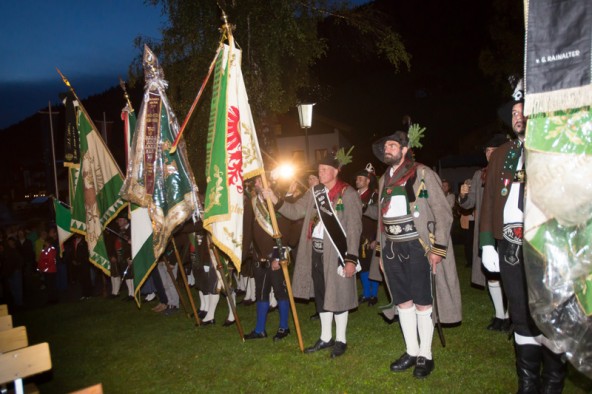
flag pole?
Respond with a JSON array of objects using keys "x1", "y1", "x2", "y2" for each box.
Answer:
[
  {"x1": 48, "y1": 101, "x2": 59, "y2": 200},
  {"x1": 169, "y1": 50, "x2": 220, "y2": 154},
  {"x1": 219, "y1": 10, "x2": 304, "y2": 351},
  {"x1": 172, "y1": 239, "x2": 202, "y2": 326},
  {"x1": 208, "y1": 234, "x2": 245, "y2": 341}
]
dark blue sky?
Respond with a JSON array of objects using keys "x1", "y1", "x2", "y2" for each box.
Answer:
[{"x1": 0, "y1": 0, "x2": 165, "y2": 129}]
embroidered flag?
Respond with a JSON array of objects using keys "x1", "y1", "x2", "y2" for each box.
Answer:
[{"x1": 203, "y1": 41, "x2": 265, "y2": 272}]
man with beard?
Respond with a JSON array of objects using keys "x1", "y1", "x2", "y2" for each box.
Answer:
[
  {"x1": 480, "y1": 80, "x2": 567, "y2": 393},
  {"x1": 370, "y1": 130, "x2": 461, "y2": 378},
  {"x1": 264, "y1": 152, "x2": 362, "y2": 358}
]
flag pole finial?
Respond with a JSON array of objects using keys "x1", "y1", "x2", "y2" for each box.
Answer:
[{"x1": 119, "y1": 77, "x2": 134, "y2": 113}]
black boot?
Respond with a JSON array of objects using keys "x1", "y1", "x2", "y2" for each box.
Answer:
[
  {"x1": 514, "y1": 343, "x2": 542, "y2": 394},
  {"x1": 541, "y1": 347, "x2": 567, "y2": 394}
]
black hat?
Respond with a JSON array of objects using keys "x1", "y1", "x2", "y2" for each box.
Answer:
[
  {"x1": 355, "y1": 163, "x2": 376, "y2": 179},
  {"x1": 318, "y1": 155, "x2": 340, "y2": 169},
  {"x1": 372, "y1": 131, "x2": 408, "y2": 164},
  {"x1": 484, "y1": 133, "x2": 508, "y2": 149},
  {"x1": 498, "y1": 76, "x2": 524, "y2": 127}
]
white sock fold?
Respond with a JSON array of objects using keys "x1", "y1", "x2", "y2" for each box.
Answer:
[
  {"x1": 111, "y1": 277, "x2": 121, "y2": 295},
  {"x1": 204, "y1": 294, "x2": 220, "y2": 321},
  {"x1": 246, "y1": 277, "x2": 256, "y2": 301},
  {"x1": 198, "y1": 291, "x2": 205, "y2": 312},
  {"x1": 126, "y1": 279, "x2": 134, "y2": 297},
  {"x1": 334, "y1": 312, "x2": 348, "y2": 344},
  {"x1": 398, "y1": 306, "x2": 419, "y2": 357},
  {"x1": 416, "y1": 307, "x2": 434, "y2": 360},
  {"x1": 319, "y1": 312, "x2": 334, "y2": 342},
  {"x1": 514, "y1": 332, "x2": 542, "y2": 346},
  {"x1": 269, "y1": 289, "x2": 278, "y2": 308},
  {"x1": 226, "y1": 292, "x2": 236, "y2": 321},
  {"x1": 488, "y1": 280, "x2": 506, "y2": 319}
]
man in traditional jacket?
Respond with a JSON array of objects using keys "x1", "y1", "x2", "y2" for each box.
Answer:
[
  {"x1": 371, "y1": 130, "x2": 461, "y2": 378},
  {"x1": 480, "y1": 80, "x2": 567, "y2": 393},
  {"x1": 355, "y1": 163, "x2": 379, "y2": 306},
  {"x1": 458, "y1": 133, "x2": 509, "y2": 332},
  {"x1": 108, "y1": 215, "x2": 133, "y2": 300},
  {"x1": 264, "y1": 153, "x2": 362, "y2": 358},
  {"x1": 242, "y1": 177, "x2": 292, "y2": 341}
]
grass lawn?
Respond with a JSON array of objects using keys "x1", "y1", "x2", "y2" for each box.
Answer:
[{"x1": 12, "y1": 246, "x2": 592, "y2": 393}]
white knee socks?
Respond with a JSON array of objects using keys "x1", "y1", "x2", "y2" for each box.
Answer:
[
  {"x1": 334, "y1": 312, "x2": 349, "y2": 344},
  {"x1": 417, "y1": 307, "x2": 434, "y2": 360},
  {"x1": 319, "y1": 312, "x2": 334, "y2": 342},
  {"x1": 488, "y1": 280, "x2": 507, "y2": 319},
  {"x1": 204, "y1": 294, "x2": 220, "y2": 321},
  {"x1": 398, "y1": 306, "x2": 419, "y2": 357}
]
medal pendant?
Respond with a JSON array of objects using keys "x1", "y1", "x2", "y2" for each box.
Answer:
[
  {"x1": 413, "y1": 210, "x2": 420, "y2": 218},
  {"x1": 501, "y1": 187, "x2": 508, "y2": 196}
]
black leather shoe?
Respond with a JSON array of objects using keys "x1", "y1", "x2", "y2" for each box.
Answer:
[
  {"x1": 501, "y1": 318, "x2": 512, "y2": 332},
  {"x1": 268, "y1": 306, "x2": 278, "y2": 314},
  {"x1": 304, "y1": 338, "x2": 335, "y2": 353},
  {"x1": 222, "y1": 319, "x2": 236, "y2": 327},
  {"x1": 242, "y1": 299, "x2": 256, "y2": 306},
  {"x1": 244, "y1": 330, "x2": 267, "y2": 340},
  {"x1": 380, "y1": 313, "x2": 399, "y2": 325},
  {"x1": 330, "y1": 341, "x2": 347, "y2": 358},
  {"x1": 368, "y1": 297, "x2": 378, "y2": 306},
  {"x1": 201, "y1": 319, "x2": 215, "y2": 326},
  {"x1": 413, "y1": 356, "x2": 434, "y2": 378},
  {"x1": 358, "y1": 295, "x2": 369, "y2": 303},
  {"x1": 487, "y1": 317, "x2": 504, "y2": 331},
  {"x1": 309, "y1": 312, "x2": 320, "y2": 321},
  {"x1": 198, "y1": 310, "x2": 207, "y2": 319},
  {"x1": 273, "y1": 328, "x2": 290, "y2": 342},
  {"x1": 390, "y1": 353, "x2": 417, "y2": 372}
]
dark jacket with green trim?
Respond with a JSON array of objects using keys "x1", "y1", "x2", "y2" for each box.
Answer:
[{"x1": 479, "y1": 141, "x2": 516, "y2": 247}]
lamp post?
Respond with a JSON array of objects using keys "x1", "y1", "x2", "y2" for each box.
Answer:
[{"x1": 297, "y1": 103, "x2": 315, "y2": 165}]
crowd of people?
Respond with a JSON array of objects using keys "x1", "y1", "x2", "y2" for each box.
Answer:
[{"x1": 0, "y1": 80, "x2": 569, "y2": 391}]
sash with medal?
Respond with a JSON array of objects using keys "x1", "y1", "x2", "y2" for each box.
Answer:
[{"x1": 312, "y1": 184, "x2": 359, "y2": 273}]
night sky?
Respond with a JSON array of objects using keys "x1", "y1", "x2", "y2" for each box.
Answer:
[{"x1": 0, "y1": 0, "x2": 165, "y2": 129}]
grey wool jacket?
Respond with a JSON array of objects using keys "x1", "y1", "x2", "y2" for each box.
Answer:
[
  {"x1": 278, "y1": 184, "x2": 362, "y2": 312},
  {"x1": 365, "y1": 163, "x2": 462, "y2": 324}
]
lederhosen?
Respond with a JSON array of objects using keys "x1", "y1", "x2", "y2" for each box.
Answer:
[
  {"x1": 250, "y1": 196, "x2": 288, "y2": 303},
  {"x1": 381, "y1": 168, "x2": 431, "y2": 306}
]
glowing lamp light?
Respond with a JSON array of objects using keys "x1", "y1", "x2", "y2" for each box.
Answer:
[
  {"x1": 297, "y1": 103, "x2": 315, "y2": 129},
  {"x1": 271, "y1": 163, "x2": 296, "y2": 181}
]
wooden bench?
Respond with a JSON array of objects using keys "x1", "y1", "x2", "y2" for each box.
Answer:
[
  {"x1": 70, "y1": 383, "x2": 104, "y2": 394},
  {"x1": 0, "y1": 315, "x2": 13, "y2": 331},
  {"x1": 0, "y1": 304, "x2": 8, "y2": 316},
  {"x1": 0, "y1": 343, "x2": 52, "y2": 394},
  {"x1": 0, "y1": 326, "x2": 28, "y2": 353}
]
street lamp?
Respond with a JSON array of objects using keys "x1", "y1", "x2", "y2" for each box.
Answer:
[{"x1": 297, "y1": 103, "x2": 315, "y2": 165}]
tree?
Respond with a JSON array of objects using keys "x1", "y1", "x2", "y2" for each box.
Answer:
[{"x1": 133, "y1": 0, "x2": 410, "y2": 178}]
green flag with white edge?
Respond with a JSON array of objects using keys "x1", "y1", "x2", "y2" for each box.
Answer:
[
  {"x1": 53, "y1": 198, "x2": 73, "y2": 256},
  {"x1": 122, "y1": 103, "x2": 157, "y2": 306},
  {"x1": 203, "y1": 41, "x2": 265, "y2": 272},
  {"x1": 68, "y1": 102, "x2": 127, "y2": 275}
]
